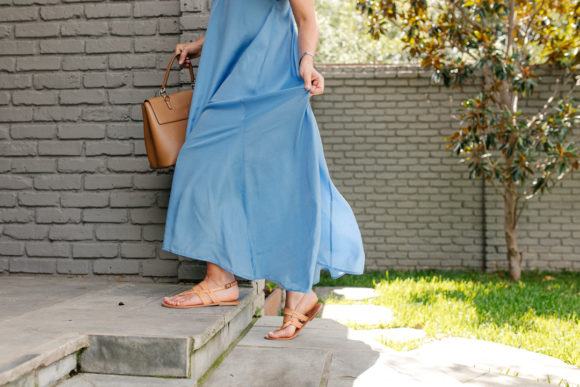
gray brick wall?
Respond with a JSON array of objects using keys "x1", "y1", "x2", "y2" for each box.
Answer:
[
  {"x1": 0, "y1": 0, "x2": 208, "y2": 281},
  {"x1": 310, "y1": 66, "x2": 579, "y2": 273},
  {"x1": 1, "y1": 1, "x2": 578, "y2": 281}
]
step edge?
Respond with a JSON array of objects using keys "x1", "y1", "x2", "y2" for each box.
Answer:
[
  {"x1": 191, "y1": 288, "x2": 257, "y2": 351},
  {"x1": 0, "y1": 333, "x2": 88, "y2": 386}
]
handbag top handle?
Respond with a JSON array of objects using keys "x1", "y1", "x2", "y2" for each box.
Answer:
[{"x1": 160, "y1": 53, "x2": 196, "y2": 97}]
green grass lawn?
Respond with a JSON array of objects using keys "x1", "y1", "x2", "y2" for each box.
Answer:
[{"x1": 316, "y1": 270, "x2": 580, "y2": 367}]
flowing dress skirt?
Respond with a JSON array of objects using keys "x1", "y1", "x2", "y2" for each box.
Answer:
[{"x1": 162, "y1": 0, "x2": 365, "y2": 292}]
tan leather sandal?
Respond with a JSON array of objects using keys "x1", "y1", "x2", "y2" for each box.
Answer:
[
  {"x1": 264, "y1": 293, "x2": 323, "y2": 340},
  {"x1": 161, "y1": 279, "x2": 240, "y2": 308}
]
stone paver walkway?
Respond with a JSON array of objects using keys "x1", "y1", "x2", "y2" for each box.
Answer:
[
  {"x1": 203, "y1": 287, "x2": 580, "y2": 387},
  {"x1": 204, "y1": 315, "x2": 579, "y2": 386}
]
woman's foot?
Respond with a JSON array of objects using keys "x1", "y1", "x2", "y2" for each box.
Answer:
[
  {"x1": 266, "y1": 290, "x2": 319, "y2": 339},
  {"x1": 163, "y1": 263, "x2": 238, "y2": 307},
  {"x1": 163, "y1": 278, "x2": 239, "y2": 307}
]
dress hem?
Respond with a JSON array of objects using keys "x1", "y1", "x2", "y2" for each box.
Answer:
[{"x1": 161, "y1": 243, "x2": 364, "y2": 293}]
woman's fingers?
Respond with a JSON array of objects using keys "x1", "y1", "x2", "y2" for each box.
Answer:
[
  {"x1": 175, "y1": 44, "x2": 188, "y2": 68},
  {"x1": 309, "y1": 70, "x2": 324, "y2": 95},
  {"x1": 178, "y1": 47, "x2": 190, "y2": 65},
  {"x1": 317, "y1": 76, "x2": 324, "y2": 94},
  {"x1": 303, "y1": 70, "x2": 312, "y2": 91},
  {"x1": 175, "y1": 43, "x2": 187, "y2": 56},
  {"x1": 175, "y1": 42, "x2": 202, "y2": 69}
]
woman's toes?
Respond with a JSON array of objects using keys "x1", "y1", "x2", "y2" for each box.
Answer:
[{"x1": 268, "y1": 326, "x2": 295, "y2": 339}]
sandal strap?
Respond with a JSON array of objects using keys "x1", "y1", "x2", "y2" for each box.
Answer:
[
  {"x1": 213, "y1": 280, "x2": 238, "y2": 291},
  {"x1": 192, "y1": 285, "x2": 211, "y2": 305},
  {"x1": 274, "y1": 318, "x2": 304, "y2": 332},
  {"x1": 199, "y1": 281, "x2": 220, "y2": 304},
  {"x1": 282, "y1": 318, "x2": 304, "y2": 329},
  {"x1": 283, "y1": 307, "x2": 308, "y2": 323},
  {"x1": 182, "y1": 280, "x2": 238, "y2": 305}
]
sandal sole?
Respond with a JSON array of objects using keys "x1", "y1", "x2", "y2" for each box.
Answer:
[
  {"x1": 161, "y1": 300, "x2": 240, "y2": 308},
  {"x1": 162, "y1": 280, "x2": 240, "y2": 308}
]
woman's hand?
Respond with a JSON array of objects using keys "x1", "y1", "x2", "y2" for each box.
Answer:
[
  {"x1": 175, "y1": 39, "x2": 204, "y2": 69},
  {"x1": 299, "y1": 56, "x2": 324, "y2": 95}
]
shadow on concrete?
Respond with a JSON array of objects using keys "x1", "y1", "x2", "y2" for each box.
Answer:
[{"x1": 202, "y1": 316, "x2": 381, "y2": 386}]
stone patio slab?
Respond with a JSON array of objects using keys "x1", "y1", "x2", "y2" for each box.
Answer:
[
  {"x1": 203, "y1": 347, "x2": 327, "y2": 387},
  {"x1": 410, "y1": 338, "x2": 580, "y2": 386},
  {"x1": 239, "y1": 324, "x2": 374, "y2": 352},
  {"x1": 254, "y1": 315, "x2": 347, "y2": 330}
]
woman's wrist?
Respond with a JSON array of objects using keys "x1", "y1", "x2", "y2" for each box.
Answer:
[
  {"x1": 193, "y1": 36, "x2": 205, "y2": 49},
  {"x1": 299, "y1": 51, "x2": 315, "y2": 65},
  {"x1": 299, "y1": 54, "x2": 314, "y2": 67}
]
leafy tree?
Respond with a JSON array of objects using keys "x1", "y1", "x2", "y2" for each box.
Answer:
[
  {"x1": 355, "y1": 0, "x2": 580, "y2": 280},
  {"x1": 314, "y1": 0, "x2": 407, "y2": 63}
]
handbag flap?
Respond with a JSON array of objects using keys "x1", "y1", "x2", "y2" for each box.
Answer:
[{"x1": 146, "y1": 89, "x2": 193, "y2": 125}]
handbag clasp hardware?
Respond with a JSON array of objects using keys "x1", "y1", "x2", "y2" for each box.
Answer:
[{"x1": 159, "y1": 88, "x2": 175, "y2": 110}]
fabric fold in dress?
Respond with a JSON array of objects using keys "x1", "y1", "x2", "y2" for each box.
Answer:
[{"x1": 162, "y1": 0, "x2": 365, "y2": 293}]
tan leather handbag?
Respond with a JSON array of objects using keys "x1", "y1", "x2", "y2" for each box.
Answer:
[{"x1": 142, "y1": 53, "x2": 196, "y2": 169}]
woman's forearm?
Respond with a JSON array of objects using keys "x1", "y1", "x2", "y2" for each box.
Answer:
[
  {"x1": 196, "y1": 35, "x2": 206, "y2": 50},
  {"x1": 297, "y1": 20, "x2": 318, "y2": 64},
  {"x1": 290, "y1": 0, "x2": 319, "y2": 64}
]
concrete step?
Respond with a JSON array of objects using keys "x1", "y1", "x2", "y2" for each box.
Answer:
[
  {"x1": 58, "y1": 373, "x2": 196, "y2": 387},
  {"x1": 0, "y1": 276, "x2": 263, "y2": 387}
]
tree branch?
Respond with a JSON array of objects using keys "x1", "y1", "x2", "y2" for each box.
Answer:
[
  {"x1": 526, "y1": 71, "x2": 576, "y2": 131},
  {"x1": 449, "y1": 0, "x2": 485, "y2": 31}
]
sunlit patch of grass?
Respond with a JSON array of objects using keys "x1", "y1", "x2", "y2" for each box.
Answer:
[
  {"x1": 316, "y1": 270, "x2": 580, "y2": 366},
  {"x1": 379, "y1": 337, "x2": 426, "y2": 352}
]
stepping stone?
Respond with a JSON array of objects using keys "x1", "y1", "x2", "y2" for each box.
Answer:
[
  {"x1": 314, "y1": 286, "x2": 377, "y2": 301},
  {"x1": 410, "y1": 337, "x2": 580, "y2": 386},
  {"x1": 321, "y1": 304, "x2": 394, "y2": 326},
  {"x1": 332, "y1": 287, "x2": 378, "y2": 300}
]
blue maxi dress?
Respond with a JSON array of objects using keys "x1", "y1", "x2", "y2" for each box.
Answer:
[{"x1": 162, "y1": 0, "x2": 365, "y2": 293}]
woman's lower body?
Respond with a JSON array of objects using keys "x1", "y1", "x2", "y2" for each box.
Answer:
[{"x1": 161, "y1": 0, "x2": 364, "y2": 339}]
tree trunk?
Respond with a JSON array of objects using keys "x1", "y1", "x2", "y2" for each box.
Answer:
[
  {"x1": 503, "y1": 185, "x2": 522, "y2": 280},
  {"x1": 502, "y1": 1, "x2": 521, "y2": 281}
]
